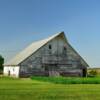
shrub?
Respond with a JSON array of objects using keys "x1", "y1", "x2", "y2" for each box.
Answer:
[{"x1": 88, "y1": 70, "x2": 97, "y2": 76}]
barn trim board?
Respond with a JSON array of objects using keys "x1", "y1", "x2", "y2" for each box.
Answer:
[{"x1": 4, "y1": 32, "x2": 89, "y2": 77}]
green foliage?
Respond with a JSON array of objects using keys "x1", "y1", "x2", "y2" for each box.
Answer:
[
  {"x1": 88, "y1": 70, "x2": 98, "y2": 76},
  {"x1": 1, "y1": 76, "x2": 100, "y2": 100},
  {"x1": 31, "y1": 76, "x2": 100, "y2": 84},
  {"x1": 0, "y1": 55, "x2": 4, "y2": 70}
]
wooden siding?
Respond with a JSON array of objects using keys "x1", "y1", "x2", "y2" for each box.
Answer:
[{"x1": 19, "y1": 34, "x2": 87, "y2": 77}]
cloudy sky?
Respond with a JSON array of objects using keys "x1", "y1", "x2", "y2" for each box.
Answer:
[{"x1": 0, "y1": 0, "x2": 100, "y2": 67}]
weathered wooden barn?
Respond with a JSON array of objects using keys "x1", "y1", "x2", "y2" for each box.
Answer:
[{"x1": 4, "y1": 32, "x2": 89, "y2": 77}]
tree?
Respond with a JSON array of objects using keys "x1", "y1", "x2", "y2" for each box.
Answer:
[{"x1": 0, "y1": 55, "x2": 4, "y2": 70}]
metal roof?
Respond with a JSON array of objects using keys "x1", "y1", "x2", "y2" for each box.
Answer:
[
  {"x1": 5, "y1": 32, "x2": 64, "y2": 66},
  {"x1": 5, "y1": 31, "x2": 89, "y2": 67}
]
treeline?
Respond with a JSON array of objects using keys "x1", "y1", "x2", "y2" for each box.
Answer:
[{"x1": 0, "y1": 55, "x2": 4, "y2": 73}]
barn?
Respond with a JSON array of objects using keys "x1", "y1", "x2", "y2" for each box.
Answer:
[{"x1": 4, "y1": 32, "x2": 89, "y2": 77}]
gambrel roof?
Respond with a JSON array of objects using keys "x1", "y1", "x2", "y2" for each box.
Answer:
[{"x1": 5, "y1": 32, "x2": 89, "y2": 67}]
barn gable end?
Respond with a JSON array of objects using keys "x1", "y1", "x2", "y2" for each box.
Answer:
[{"x1": 4, "y1": 32, "x2": 89, "y2": 77}]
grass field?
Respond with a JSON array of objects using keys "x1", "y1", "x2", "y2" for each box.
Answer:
[
  {"x1": 31, "y1": 76, "x2": 100, "y2": 84},
  {"x1": 1, "y1": 77, "x2": 100, "y2": 100}
]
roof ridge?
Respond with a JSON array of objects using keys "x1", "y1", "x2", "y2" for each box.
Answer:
[{"x1": 5, "y1": 31, "x2": 63, "y2": 65}]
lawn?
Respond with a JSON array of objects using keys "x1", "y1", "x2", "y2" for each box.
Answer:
[
  {"x1": 0, "y1": 76, "x2": 100, "y2": 100},
  {"x1": 31, "y1": 76, "x2": 100, "y2": 84}
]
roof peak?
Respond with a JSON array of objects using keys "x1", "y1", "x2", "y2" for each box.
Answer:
[{"x1": 5, "y1": 31, "x2": 66, "y2": 65}]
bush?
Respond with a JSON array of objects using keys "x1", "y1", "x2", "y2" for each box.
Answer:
[
  {"x1": 88, "y1": 70, "x2": 97, "y2": 76},
  {"x1": 0, "y1": 55, "x2": 4, "y2": 72},
  {"x1": 87, "y1": 74, "x2": 95, "y2": 78}
]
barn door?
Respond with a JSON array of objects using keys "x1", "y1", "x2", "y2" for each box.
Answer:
[
  {"x1": 82, "y1": 68, "x2": 87, "y2": 77},
  {"x1": 8, "y1": 70, "x2": 10, "y2": 76},
  {"x1": 49, "y1": 65, "x2": 59, "y2": 76}
]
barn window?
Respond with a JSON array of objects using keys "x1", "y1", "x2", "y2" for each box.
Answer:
[
  {"x1": 63, "y1": 46, "x2": 67, "y2": 55},
  {"x1": 49, "y1": 45, "x2": 52, "y2": 49}
]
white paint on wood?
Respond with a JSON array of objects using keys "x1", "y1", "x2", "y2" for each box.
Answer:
[{"x1": 4, "y1": 66, "x2": 20, "y2": 77}]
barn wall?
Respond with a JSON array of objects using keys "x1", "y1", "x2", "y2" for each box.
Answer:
[
  {"x1": 19, "y1": 34, "x2": 87, "y2": 77},
  {"x1": 4, "y1": 66, "x2": 20, "y2": 77}
]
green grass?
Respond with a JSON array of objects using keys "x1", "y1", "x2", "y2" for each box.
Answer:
[
  {"x1": 0, "y1": 76, "x2": 100, "y2": 100},
  {"x1": 31, "y1": 76, "x2": 100, "y2": 84}
]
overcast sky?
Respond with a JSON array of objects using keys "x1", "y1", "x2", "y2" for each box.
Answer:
[{"x1": 0, "y1": 0, "x2": 100, "y2": 67}]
